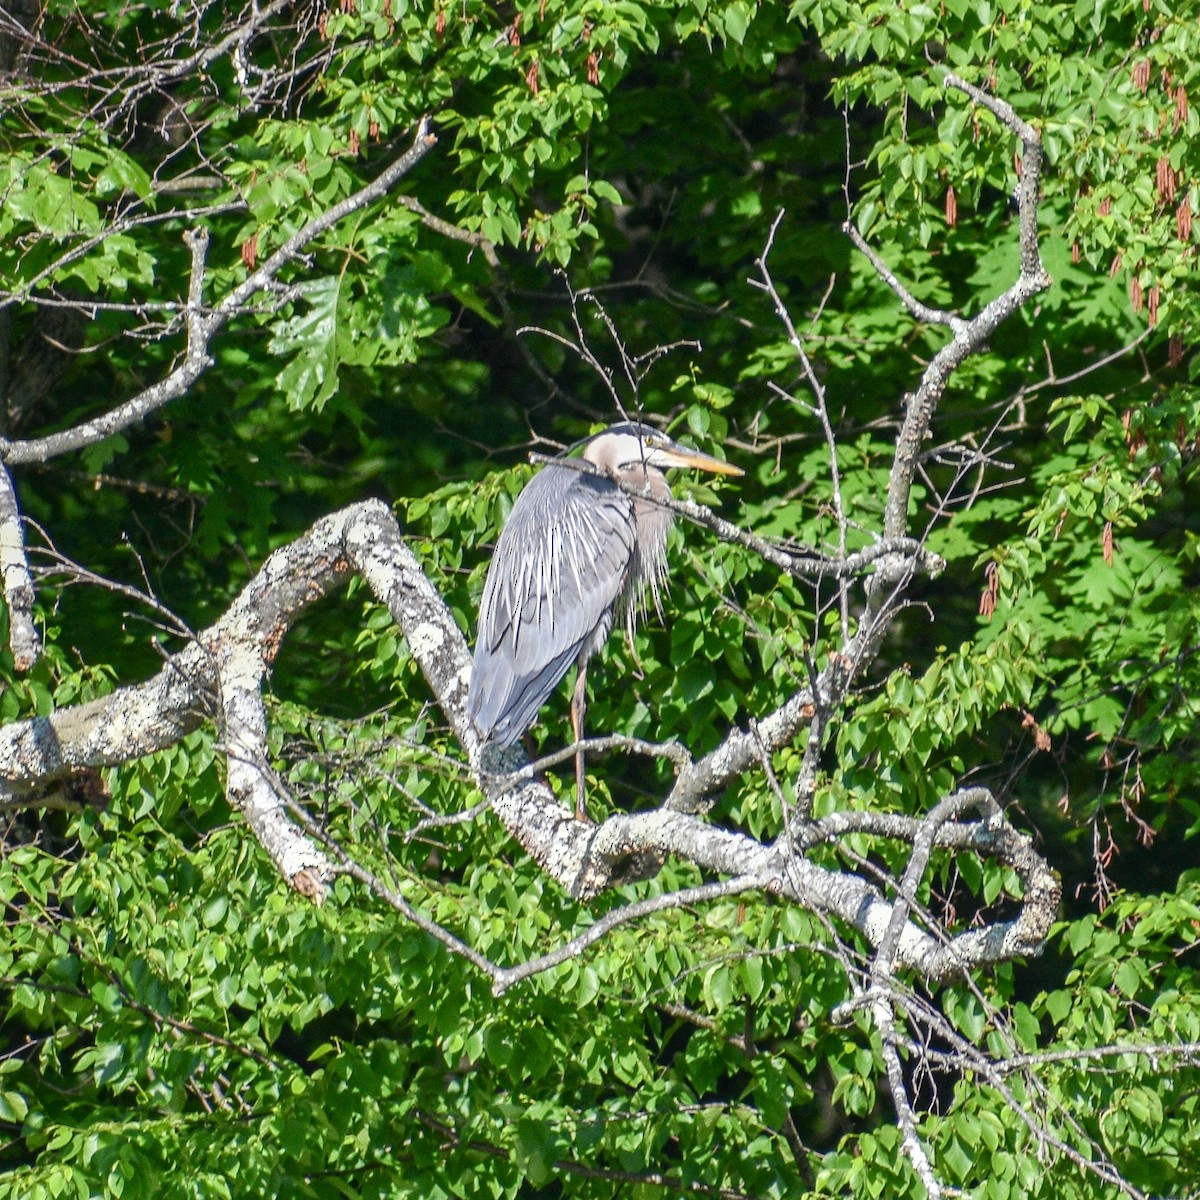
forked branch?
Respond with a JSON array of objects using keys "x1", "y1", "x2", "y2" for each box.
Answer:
[
  {"x1": 0, "y1": 499, "x2": 1056, "y2": 987},
  {"x1": 0, "y1": 76, "x2": 1058, "y2": 1015},
  {"x1": 2, "y1": 119, "x2": 437, "y2": 468},
  {"x1": 0, "y1": 119, "x2": 437, "y2": 671}
]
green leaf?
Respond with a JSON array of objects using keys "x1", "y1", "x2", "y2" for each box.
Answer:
[
  {"x1": 514, "y1": 1117, "x2": 557, "y2": 1187},
  {"x1": 268, "y1": 277, "x2": 343, "y2": 411},
  {"x1": 0, "y1": 1090, "x2": 29, "y2": 1123}
]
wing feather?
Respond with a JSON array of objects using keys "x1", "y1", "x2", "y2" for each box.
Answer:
[{"x1": 468, "y1": 465, "x2": 635, "y2": 747}]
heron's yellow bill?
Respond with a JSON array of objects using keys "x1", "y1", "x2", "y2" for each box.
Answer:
[{"x1": 658, "y1": 446, "x2": 745, "y2": 477}]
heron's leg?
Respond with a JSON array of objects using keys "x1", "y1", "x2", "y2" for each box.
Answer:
[{"x1": 570, "y1": 662, "x2": 589, "y2": 822}]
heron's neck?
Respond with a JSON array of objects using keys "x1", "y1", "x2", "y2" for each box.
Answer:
[{"x1": 614, "y1": 462, "x2": 670, "y2": 500}]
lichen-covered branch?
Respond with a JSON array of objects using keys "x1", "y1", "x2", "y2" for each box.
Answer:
[
  {"x1": 0, "y1": 498, "x2": 1056, "y2": 984},
  {"x1": 212, "y1": 635, "x2": 334, "y2": 902},
  {"x1": 0, "y1": 461, "x2": 37, "y2": 669}
]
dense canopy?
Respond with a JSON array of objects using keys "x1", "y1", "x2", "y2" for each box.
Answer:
[{"x1": 1, "y1": 2, "x2": 1198, "y2": 1198}]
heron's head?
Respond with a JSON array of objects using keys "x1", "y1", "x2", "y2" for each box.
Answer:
[{"x1": 582, "y1": 422, "x2": 744, "y2": 479}]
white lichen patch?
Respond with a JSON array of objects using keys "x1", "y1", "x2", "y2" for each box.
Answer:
[{"x1": 409, "y1": 621, "x2": 445, "y2": 657}]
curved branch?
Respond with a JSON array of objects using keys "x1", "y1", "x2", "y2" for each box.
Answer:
[
  {"x1": 212, "y1": 635, "x2": 334, "y2": 902},
  {"x1": 1, "y1": 119, "x2": 438, "y2": 466},
  {"x1": 872, "y1": 73, "x2": 1050, "y2": 552},
  {"x1": 0, "y1": 501, "x2": 1056, "y2": 984}
]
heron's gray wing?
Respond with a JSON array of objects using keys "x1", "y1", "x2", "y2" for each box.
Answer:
[{"x1": 468, "y1": 465, "x2": 635, "y2": 747}]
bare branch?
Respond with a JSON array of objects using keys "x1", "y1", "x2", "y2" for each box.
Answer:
[
  {"x1": 0, "y1": 202, "x2": 244, "y2": 314},
  {"x1": 1, "y1": 225, "x2": 214, "y2": 465},
  {"x1": 1, "y1": 119, "x2": 438, "y2": 466},
  {"x1": 487, "y1": 731, "x2": 692, "y2": 790},
  {"x1": 396, "y1": 195, "x2": 500, "y2": 268},
  {"x1": 876, "y1": 994, "x2": 946, "y2": 1199},
  {"x1": 528, "y1": 452, "x2": 945, "y2": 583},
  {"x1": 0, "y1": 463, "x2": 38, "y2": 669},
  {"x1": 751, "y1": 214, "x2": 852, "y2": 633},
  {"x1": 213, "y1": 638, "x2": 334, "y2": 902},
  {"x1": 845, "y1": 72, "x2": 1050, "y2": 562},
  {"x1": 489, "y1": 875, "x2": 768, "y2": 996},
  {"x1": 843, "y1": 221, "x2": 968, "y2": 332},
  {"x1": 151, "y1": 0, "x2": 294, "y2": 92},
  {"x1": 322, "y1": 830, "x2": 507, "y2": 981},
  {"x1": 0, "y1": 500, "x2": 1055, "y2": 986}
]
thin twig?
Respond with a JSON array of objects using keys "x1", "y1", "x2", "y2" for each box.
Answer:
[
  {"x1": 486, "y1": 732, "x2": 693, "y2": 790},
  {"x1": 490, "y1": 874, "x2": 768, "y2": 995},
  {"x1": 843, "y1": 222, "x2": 967, "y2": 333},
  {"x1": 2, "y1": 119, "x2": 437, "y2": 466},
  {"x1": 527, "y1": 452, "x2": 945, "y2": 583}
]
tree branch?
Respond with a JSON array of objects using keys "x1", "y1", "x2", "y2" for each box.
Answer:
[
  {"x1": 872, "y1": 73, "x2": 1050, "y2": 551},
  {"x1": 0, "y1": 500, "x2": 1056, "y2": 985},
  {"x1": 528, "y1": 452, "x2": 945, "y2": 583},
  {"x1": 0, "y1": 119, "x2": 437, "y2": 466},
  {"x1": 0, "y1": 461, "x2": 37, "y2": 669},
  {"x1": 843, "y1": 221, "x2": 967, "y2": 333}
]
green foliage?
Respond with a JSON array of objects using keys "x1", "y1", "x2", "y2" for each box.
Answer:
[{"x1": 4, "y1": 0, "x2": 1200, "y2": 1197}]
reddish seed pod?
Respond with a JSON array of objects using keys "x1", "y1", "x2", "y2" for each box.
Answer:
[
  {"x1": 979, "y1": 561, "x2": 999, "y2": 620},
  {"x1": 1021, "y1": 711, "x2": 1051, "y2": 753},
  {"x1": 945, "y1": 185, "x2": 957, "y2": 227},
  {"x1": 1156, "y1": 156, "x2": 1175, "y2": 203}
]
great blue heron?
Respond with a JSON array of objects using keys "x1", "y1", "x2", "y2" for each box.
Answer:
[{"x1": 467, "y1": 421, "x2": 743, "y2": 819}]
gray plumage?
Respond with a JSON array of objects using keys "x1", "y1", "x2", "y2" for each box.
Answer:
[{"x1": 467, "y1": 422, "x2": 742, "y2": 816}]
